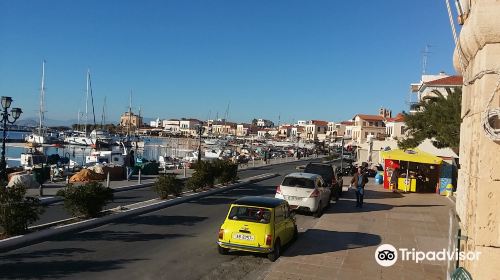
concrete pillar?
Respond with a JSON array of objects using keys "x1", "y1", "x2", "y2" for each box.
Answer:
[{"x1": 454, "y1": 1, "x2": 500, "y2": 277}]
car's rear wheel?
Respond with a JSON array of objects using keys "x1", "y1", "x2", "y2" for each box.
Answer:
[
  {"x1": 313, "y1": 202, "x2": 322, "y2": 218},
  {"x1": 292, "y1": 225, "x2": 298, "y2": 241},
  {"x1": 268, "y1": 239, "x2": 281, "y2": 262},
  {"x1": 218, "y1": 245, "x2": 229, "y2": 255}
]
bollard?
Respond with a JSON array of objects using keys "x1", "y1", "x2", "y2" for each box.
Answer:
[
  {"x1": 252, "y1": 157, "x2": 255, "y2": 167},
  {"x1": 66, "y1": 176, "x2": 69, "y2": 184},
  {"x1": 39, "y1": 184, "x2": 43, "y2": 197},
  {"x1": 138, "y1": 169, "x2": 142, "y2": 184},
  {"x1": 183, "y1": 164, "x2": 187, "y2": 178},
  {"x1": 106, "y1": 172, "x2": 110, "y2": 188}
]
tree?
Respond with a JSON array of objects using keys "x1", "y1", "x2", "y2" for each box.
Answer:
[{"x1": 398, "y1": 87, "x2": 462, "y2": 153}]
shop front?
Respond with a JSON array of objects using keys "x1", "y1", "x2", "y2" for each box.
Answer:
[{"x1": 381, "y1": 149, "x2": 443, "y2": 193}]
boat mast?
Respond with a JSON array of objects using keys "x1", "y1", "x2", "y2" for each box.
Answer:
[
  {"x1": 127, "y1": 91, "x2": 132, "y2": 138},
  {"x1": 88, "y1": 71, "x2": 97, "y2": 130},
  {"x1": 101, "y1": 96, "x2": 107, "y2": 130},
  {"x1": 85, "y1": 69, "x2": 90, "y2": 136},
  {"x1": 38, "y1": 60, "x2": 46, "y2": 135}
]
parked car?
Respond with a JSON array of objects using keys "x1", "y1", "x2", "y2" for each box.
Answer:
[
  {"x1": 275, "y1": 173, "x2": 331, "y2": 217},
  {"x1": 304, "y1": 163, "x2": 344, "y2": 200},
  {"x1": 217, "y1": 196, "x2": 297, "y2": 261}
]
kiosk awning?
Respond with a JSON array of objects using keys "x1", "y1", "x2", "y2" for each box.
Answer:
[{"x1": 381, "y1": 148, "x2": 443, "y2": 165}]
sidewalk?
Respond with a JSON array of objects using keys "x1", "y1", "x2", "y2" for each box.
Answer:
[{"x1": 263, "y1": 179, "x2": 455, "y2": 280}]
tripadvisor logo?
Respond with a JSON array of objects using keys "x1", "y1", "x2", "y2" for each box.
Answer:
[
  {"x1": 374, "y1": 244, "x2": 481, "y2": 267},
  {"x1": 375, "y1": 244, "x2": 398, "y2": 267}
]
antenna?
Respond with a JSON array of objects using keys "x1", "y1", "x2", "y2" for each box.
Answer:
[{"x1": 422, "y1": 44, "x2": 432, "y2": 75}]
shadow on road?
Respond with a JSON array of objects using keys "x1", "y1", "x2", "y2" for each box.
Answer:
[
  {"x1": 56, "y1": 230, "x2": 188, "y2": 243},
  {"x1": 0, "y1": 258, "x2": 145, "y2": 279},
  {"x1": 123, "y1": 215, "x2": 208, "y2": 227},
  {"x1": 285, "y1": 229, "x2": 381, "y2": 257},
  {"x1": 0, "y1": 248, "x2": 93, "y2": 262}
]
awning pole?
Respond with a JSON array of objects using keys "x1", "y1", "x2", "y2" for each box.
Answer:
[{"x1": 406, "y1": 161, "x2": 410, "y2": 192}]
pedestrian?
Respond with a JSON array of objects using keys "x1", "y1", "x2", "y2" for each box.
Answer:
[
  {"x1": 125, "y1": 150, "x2": 135, "y2": 181},
  {"x1": 350, "y1": 167, "x2": 368, "y2": 208},
  {"x1": 390, "y1": 168, "x2": 400, "y2": 192}
]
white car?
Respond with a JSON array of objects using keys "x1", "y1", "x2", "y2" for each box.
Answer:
[{"x1": 275, "y1": 173, "x2": 331, "y2": 217}]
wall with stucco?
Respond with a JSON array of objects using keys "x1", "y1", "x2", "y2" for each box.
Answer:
[{"x1": 454, "y1": 0, "x2": 500, "y2": 278}]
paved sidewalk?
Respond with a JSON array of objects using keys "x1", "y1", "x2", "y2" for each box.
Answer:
[{"x1": 263, "y1": 180, "x2": 454, "y2": 280}]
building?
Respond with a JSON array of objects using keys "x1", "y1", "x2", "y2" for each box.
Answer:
[
  {"x1": 453, "y1": 2, "x2": 500, "y2": 278},
  {"x1": 385, "y1": 113, "x2": 407, "y2": 140},
  {"x1": 341, "y1": 121, "x2": 355, "y2": 138},
  {"x1": 150, "y1": 118, "x2": 162, "y2": 128},
  {"x1": 351, "y1": 114, "x2": 386, "y2": 144},
  {"x1": 277, "y1": 125, "x2": 292, "y2": 138},
  {"x1": 179, "y1": 118, "x2": 202, "y2": 136},
  {"x1": 257, "y1": 128, "x2": 278, "y2": 139},
  {"x1": 256, "y1": 118, "x2": 274, "y2": 128},
  {"x1": 162, "y1": 119, "x2": 180, "y2": 135},
  {"x1": 212, "y1": 121, "x2": 237, "y2": 136},
  {"x1": 119, "y1": 111, "x2": 143, "y2": 129},
  {"x1": 410, "y1": 73, "x2": 463, "y2": 113},
  {"x1": 304, "y1": 120, "x2": 328, "y2": 142},
  {"x1": 236, "y1": 123, "x2": 253, "y2": 137}
]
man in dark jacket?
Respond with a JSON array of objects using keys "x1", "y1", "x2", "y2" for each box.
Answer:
[
  {"x1": 125, "y1": 150, "x2": 135, "y2": 181},
  {"x1": 351, "y1": 167, "x2": 368, "y2": 208}
]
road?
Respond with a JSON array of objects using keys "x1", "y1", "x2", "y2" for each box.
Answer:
[
  {"x1": 0, "y1": 159, "x2": 326, "y2": 280},
  {"x1": 34, "y1": 160, "x2": 318, "y2": 226}
]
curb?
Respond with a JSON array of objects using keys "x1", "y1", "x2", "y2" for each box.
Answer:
[{"x1": 0, "y1": 173, "x2": 279, "y2": 253}]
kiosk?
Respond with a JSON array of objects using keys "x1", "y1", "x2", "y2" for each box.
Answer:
[{"x1": 381, "y1": 149, "x2": 443, "y2": 193}]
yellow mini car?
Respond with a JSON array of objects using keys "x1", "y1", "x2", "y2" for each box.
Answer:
[{"x1": 217, "y1": 196, "x2": 298, "y2": 261}]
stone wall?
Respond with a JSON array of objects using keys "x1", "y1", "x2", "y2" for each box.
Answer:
[{"x1": 454, "y1": 0, "x2": 500, "y2": 278}]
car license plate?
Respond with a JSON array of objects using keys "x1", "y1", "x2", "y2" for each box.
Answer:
[
  {"x1": 233, "y1": 233, "x2": 254, "y2": 241},
  {"x1": 286, "y1": 196, "x2": 301, "y2": 201}
]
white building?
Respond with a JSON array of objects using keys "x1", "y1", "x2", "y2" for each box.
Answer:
[
  {"x1": 410, "y1": 73, "x2": 463, "y2": 113},
  {"x1": 179, "y1": 119, "x2": 202, "y2": 136},
  {"x1": 162, "y1": 119, "x2": 181, "y2": 134},
  {"x1": 385, "y1": 113, "x2": 407, "y2": 140}
]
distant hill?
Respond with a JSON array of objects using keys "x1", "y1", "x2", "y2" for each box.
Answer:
[{"x1": 17, "y1": 117, "x2": 78, "y2": 127}]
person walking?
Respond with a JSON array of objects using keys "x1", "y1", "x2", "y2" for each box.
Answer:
[
  {"x1": 351, "y1": 167, "x2": 368, "y2": 208},
  {"x1": 390, "y1": 167, "x2": 400, "y2": 193},
  {"x1": 125, "y1": 150, "x2": 135, "y2": 181}
]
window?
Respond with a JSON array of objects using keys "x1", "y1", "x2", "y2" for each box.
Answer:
[
  {"x1": 369, "y1": 121, "x2": 373, "y2": 126},
  {"x1": 282, "y1": 177, "x2": 315, "y2": 188},
  {"x1": 275, "y1": 205, "x2": 284, "y2": 223},
  {"x1": 228, "y1": 206, "x2": 271, "y2": 224}
]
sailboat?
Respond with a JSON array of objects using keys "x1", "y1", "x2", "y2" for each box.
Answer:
[
  {"x1": 64, "y1": 69, "x2": 98, "y2": 146},
  {"x1": 25, "y1": 60, "x2": 59, "y2": 145}
]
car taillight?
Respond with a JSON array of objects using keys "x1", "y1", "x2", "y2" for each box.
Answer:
[
  {"x1": 219, "y1": 228, "x2": 224, "y2": 240},
  {"x1": 266, "y1": 234, "x2": 272, "y2": 246},
  {"x1": 310, "y1": 189, "x2": 320, "y2": 197},
  {"x1": 276, "y1": 185, "x2": 281, "y2": 194}
]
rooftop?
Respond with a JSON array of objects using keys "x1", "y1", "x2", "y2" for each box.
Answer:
[
  {"x1": 355, "y1": 114, "x2": 385, "y2": 121},
  {"x1": 233, "y1": 196, "x2": 284, "y2": 208},
  {"x1": 424, "y1": 75, "x2": 463, "y2": 86}
]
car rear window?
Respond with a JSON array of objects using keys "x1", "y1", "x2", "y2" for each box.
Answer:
[
  {"x1": 228, "y1": 206, "x2": 271, "y2": 224},
  {"x1": 282, "y1": 177, "x2": 316, "y2": 189},
  {"x1": 304, "y1": 165, "x2": 333, "y2": 179}
]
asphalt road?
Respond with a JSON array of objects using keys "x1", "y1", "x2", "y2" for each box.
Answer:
[
  {"x1": 34, "y1": 160, "x2": 319, "y2": 226},
  {"x1": 0, "y1": 159, "x2": 326, "y2": 280}
]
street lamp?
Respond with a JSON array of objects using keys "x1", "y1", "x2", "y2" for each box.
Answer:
[
  {"x1": 196, "y1": 124, "x2": 204, "y2": 162},
  {"x1": 1, "y1": 96, "x2": 22, "y2": 183}
]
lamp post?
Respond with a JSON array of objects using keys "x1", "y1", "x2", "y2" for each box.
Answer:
[
  {"x1": 1, "y1": 96, "x2": 23, "y2": 183},
  {"x1": 196, "y1": 124, "x2": 204, "y2": 162}
]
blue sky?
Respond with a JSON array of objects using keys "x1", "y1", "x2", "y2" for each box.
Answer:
[{"x1": 0, "y1": 0, "x2": 458, "y2": 125}]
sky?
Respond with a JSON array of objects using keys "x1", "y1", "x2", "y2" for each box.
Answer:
[{"x1": 0, "y1": 0, "x2": 458, "y2": 125}]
